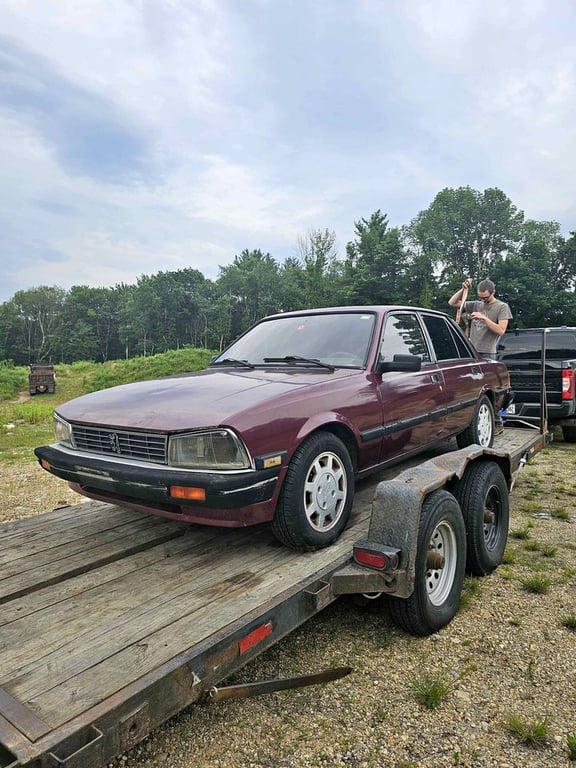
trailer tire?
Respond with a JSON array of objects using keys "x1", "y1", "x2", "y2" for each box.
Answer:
[
  {"x1": 271, "y1": 432, "x2": 354, "y2": 551},
  {"x1": 387, "y1": 490, "x2": 466, "y2": 636},
  {"x1": 453, "y1": 461, "x2": 509, "y2": 576},
  {"x1": 456, "y1": 395, "x2": 494, "y2": 449}
]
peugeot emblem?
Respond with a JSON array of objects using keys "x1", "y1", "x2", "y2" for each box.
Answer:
[{"x1": 108, "y1": 433, "x2": 121, "y2": 453}]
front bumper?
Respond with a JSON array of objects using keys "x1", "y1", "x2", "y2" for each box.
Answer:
[{"x1": 35, "y1": 444, "x2": 282, "y2": 525}]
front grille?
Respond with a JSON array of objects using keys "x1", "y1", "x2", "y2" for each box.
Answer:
[{"x1": 72, "y1": 425, "x2": 168, "y2": 463}]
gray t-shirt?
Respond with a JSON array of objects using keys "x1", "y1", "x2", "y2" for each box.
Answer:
[{"x1": 464, "y1": 298, "x2": 512, "y2": 354}]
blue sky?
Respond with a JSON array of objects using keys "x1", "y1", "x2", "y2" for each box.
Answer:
[{"x1": 0, "y1": 0, "x2": 574, "y2": 304}]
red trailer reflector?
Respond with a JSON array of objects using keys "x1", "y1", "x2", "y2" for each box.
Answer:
[
  {"x1": 353, "y1": 541, "x2": 400, "y2": 571},
  {"x1": 239, "y1": 622, "x2": 273, "y2": 654}
]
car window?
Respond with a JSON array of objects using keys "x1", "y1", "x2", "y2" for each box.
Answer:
[
  {"x1": 215, "y1": 312, "x2": 376, "y2": 367},
  {"x1": 379, "y1": 313, "x2": 431, "y2": 364},
  {"x1": 422, "y1": 314, "x2": 474, "y2": 361}
]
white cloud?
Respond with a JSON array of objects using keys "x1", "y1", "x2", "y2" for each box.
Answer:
[{"x1": 0, "y1": 0, "x2": 574, "y2": 303}]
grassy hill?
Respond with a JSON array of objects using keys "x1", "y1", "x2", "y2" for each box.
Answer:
[{"x1": 0, "y1": 347, "x2": 215, "y2": 461}]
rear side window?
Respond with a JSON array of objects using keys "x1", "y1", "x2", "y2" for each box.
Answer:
[
  {"x1": 380, "y1": 313, "x2": 431, "y2": 364},
  {"x1": 498, "y1": 330, "x2": 576, "y2": 361},
  {"x1": 422, "y1": 314, "x2": 475, "y2": 361}
]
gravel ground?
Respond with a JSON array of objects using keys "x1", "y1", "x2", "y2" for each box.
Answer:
[{"x1": 1, "y1": 439, "x2": 575, "y2": 768}]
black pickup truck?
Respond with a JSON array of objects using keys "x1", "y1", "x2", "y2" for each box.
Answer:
[{"x1": 497, "y1": 327, "x2": 576, "y2": 442}]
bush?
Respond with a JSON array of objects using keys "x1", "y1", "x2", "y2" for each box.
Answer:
[{"x1": 0, "y1": 361, "x2": 27, "y2": 401}]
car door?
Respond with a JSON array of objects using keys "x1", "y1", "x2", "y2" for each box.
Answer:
[
  {"x1": 377, "y1": 311, "x2": 448, "y2": 461},
  {"x1": 420, "y1": 312, "x2": 481, "y2": 435}
]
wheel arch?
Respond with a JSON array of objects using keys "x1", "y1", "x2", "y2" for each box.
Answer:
[{"x1": 292, "y1": 418, "x2": 359, "y2": 472}]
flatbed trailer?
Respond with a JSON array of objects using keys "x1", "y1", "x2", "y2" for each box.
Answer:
[{"x1": 0, "y1": 428, "x2": 547, "y2": 768}]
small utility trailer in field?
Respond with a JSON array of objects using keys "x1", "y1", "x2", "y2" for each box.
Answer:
[{"x1": 0, "y1": 427, "x2": 547, "y2": 768}]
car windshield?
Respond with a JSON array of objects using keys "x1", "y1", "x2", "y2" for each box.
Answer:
[
  {"x1": 498, "y1": 330, "x2": 576, "y2": 361},
  {"x1": 212, "y1": 312, "x2": 376, "y2": 368}
]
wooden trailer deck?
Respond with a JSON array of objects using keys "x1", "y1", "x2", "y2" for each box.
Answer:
[
  {"x1": 0, "y1": 481, "x2": 377, "y2": 767},
  {"x1": 0, "y1": 428, "x2": 546, "y2": 767}
]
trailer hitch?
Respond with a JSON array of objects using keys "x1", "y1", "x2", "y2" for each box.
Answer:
[{"x1": 204, "y1": 666, "x2": 353, "y2": 703}]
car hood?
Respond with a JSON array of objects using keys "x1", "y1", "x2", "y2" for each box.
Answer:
[{"x1": 56, "y1": 367, "x2": 358, "y2": 431}]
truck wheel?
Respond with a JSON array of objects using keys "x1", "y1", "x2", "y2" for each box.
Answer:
[
  {"x1": 561, "y1": 426, "x2": 576, "y2": 443},
  {"x1": 387, "y1": 490, "x2": 466, "y2": 636},
  {"x1": 453, "y1": 461, "x2": 509, "y2": 576},
  {"x1": 271, "y1": 432, "x2": 354, "y2": 551},
  {"x1": 456, "y1": 395, "x2": 494, "y2": 449}
]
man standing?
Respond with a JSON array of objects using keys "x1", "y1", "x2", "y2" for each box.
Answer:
[{"x1": 449, "y1": 278, "x2": 512, "y2": 360}]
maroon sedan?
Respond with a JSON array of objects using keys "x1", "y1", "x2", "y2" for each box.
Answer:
[{"x1": 35, "y1": 306, "x2": 511, "y2": 550}]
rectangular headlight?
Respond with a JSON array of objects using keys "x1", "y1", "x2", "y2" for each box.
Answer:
[
  {"x1": 54, "y1": 414, "x2": 74, "y2": 447},
  {"x1": 168, "y1": 429, "x2": 251, "y2": 470}
]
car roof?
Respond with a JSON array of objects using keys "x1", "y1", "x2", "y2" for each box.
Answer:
[{"x1": 263, "y1": 306, "x2": 452, "y2": 320}]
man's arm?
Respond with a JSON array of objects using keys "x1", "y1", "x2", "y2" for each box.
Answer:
[
  {"x1": 469, "y1": 315, "x2": 509, "y2": 337},
  {"x1": 448, "y1": 278, "x2": 472, "y2": 307}
]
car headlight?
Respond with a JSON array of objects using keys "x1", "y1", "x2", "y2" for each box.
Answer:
[
  {"x1": 54, "y1": 414, "x2": 74, "y2": 447},
  {"x1": 168, "y1": 429, "x2": 252, "y2": 470}
]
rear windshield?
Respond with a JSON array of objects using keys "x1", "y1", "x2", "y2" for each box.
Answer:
[{"x1": 498, "y1": 330, "x2": 576, "y2": 360}]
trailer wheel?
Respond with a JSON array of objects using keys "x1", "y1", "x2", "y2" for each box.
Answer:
[
  {"x1": 271, "y1": 432, "x2": 354, "y2": 551},
  {"x1": 456, "y1": 395, "x2": 494, "y2": 449},
  {"x1": 453, "y1": 461, "x2": 509, "y2": 576},
  {"x1": 387, "y1": 490, "x2": 466, "y2": 636}
]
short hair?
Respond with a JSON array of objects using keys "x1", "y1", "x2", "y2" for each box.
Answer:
[{"x1": 477, "y1": 279, "x2": 495, "y2": 293}]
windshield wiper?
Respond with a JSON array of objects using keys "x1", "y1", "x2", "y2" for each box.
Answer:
[
  {"x1": 263, "y1": 356, "x2": 335, "y2": 371},
  {"x1": 210, "y1": 358, "x2": 255, "y2": 369}
]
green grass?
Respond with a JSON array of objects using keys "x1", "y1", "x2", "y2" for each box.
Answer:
[
  {"x1": 459, "y1": 576, "x2": 483, "y2": 611},
  {"x1": 551, "y1": 508, "x2": 572, "y2": 520},
  {"x1": 506, "y1": 714, "x2": 552, "y2": 747},
  {"x1": 0, "y1": 347, "x2": 215, "y2": 459},
  {"x1": 520, "y1": 574, "x2": 551, "y2": 594},
  {"x1": 562, "y1": 612, "x2": 576, "y2": 630},
  {"x1": 567, "y1": 732, "x2": 576, "y2": 760},
  {"x1": 501, "y1": 547, "x2": 517, "y2": 565},
  {"x1": 410, "y1": 673, "x2": 451, "y2": 709},
  {"x1": 510, "y1": 526, "x2": 532, "y2": 540}
]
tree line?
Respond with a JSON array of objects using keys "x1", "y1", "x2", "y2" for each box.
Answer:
[{"x1": 1, "y1": 186, "x2": 575, "y2": 366}]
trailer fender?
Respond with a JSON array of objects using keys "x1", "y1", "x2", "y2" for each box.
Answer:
[{"x1": 332, "y1": 445, "x2": 512, "y2": 599}]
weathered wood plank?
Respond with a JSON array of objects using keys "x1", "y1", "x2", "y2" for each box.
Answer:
[
  {"x1": 0, "y1": 507, "x2": 174, "y2": 566},
  {"x1": 0, "y1": 518, "x2": 188, "y2": 603}
]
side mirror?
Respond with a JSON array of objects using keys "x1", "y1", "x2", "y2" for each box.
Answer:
[{"x1": 376, "y1": 354, "x2": 422, "y2": 374}]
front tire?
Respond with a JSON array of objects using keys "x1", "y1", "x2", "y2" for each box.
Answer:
[
  {"x1": 387, "y1": 490, "x2": 466, "y2": 636},
  {"x1": 271, "y1": 432, "x2": 354, "y2": 551},
  {"x1": 457, "y1": 394, "x2": 494, "y2": 448},
  {"x1": 453, "y1": 461, "x2": 509, "y2": 575}
]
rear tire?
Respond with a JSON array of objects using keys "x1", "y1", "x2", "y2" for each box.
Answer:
[
  {"x1": 457, "y1": 395, "x2": 494, "y2": 448},
  {"x1": 453, "y1": 461, "x2": 509, "y2": 575},
  {"x1": 271, "y1": 432, "x2": 354, "y2": 551},
  {"x1": 387, "y1": 490, "x2": 466, "y2": 636},
  {"x1": 562, "y1": 425, "x2": 576, "y2": 443}
]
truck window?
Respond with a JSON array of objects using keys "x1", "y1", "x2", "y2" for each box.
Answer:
[{"x1": 498, "y1": 331, "x2": 576, "y2": 361}]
